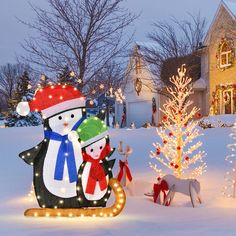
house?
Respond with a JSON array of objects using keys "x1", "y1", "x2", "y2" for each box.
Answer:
[
  {"x1": 115, "y1": 42, "x2": 207, "y2": 127},
  {"x1": 201, "y1": 0, "x2": 236, "y2": 115},
  {"x1": 115, "y1": 0, "x2": 236, "y2": 127},
  {"x1": 115, "y1": 43, "x2": 160, "y2": 128}
]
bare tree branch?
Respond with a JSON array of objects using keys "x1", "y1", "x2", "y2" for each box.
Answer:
[
  {"x1": 144, "y1": 12, "x2": 207, "y2": 87},
  {"x1": 19, "y1": 0, "x2": 137, "y2": 93}
]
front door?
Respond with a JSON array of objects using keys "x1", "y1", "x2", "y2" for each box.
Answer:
[{"x1": 223, "y1": 89, "x2": 233, "y2": 114}]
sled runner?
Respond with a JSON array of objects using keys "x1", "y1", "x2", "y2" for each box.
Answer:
[{"x1": 24, "y1": 178, "x2": 125, "y2": 217}]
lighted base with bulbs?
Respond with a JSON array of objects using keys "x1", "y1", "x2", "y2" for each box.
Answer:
[{"x1": 24, "y1": 178, "x2": 126, "y2": 217}]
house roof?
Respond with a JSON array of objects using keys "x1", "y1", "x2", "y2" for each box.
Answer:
[
  {"x1": 134, "y1": 41, "x2": 163, "y2": 64},
  {"x1": 130, "y1": 41, "x2": 162, "y2": 88},
  {"x1": 193, "y1": 77, "x2": 207, "y2": 90},
  {"x1": 204, "y1": 0, "x2": 236, "y2": 45},
  {"x1": 122, "y1": 41, "x2": 164, "y2": 93},
  {"x1": 223, "y1": 0, "x2": 236, "y2": 17},
  {"x1": 135, "y1": 41, "x2": 161, "y2": 53}
]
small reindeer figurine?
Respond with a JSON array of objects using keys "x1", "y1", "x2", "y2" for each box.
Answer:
[
  {"x1": 162, "y1": 175, "x2": 202, "y2": 208},
  {"x1": 150, "y1": 174, "x2": 202, "y2": 208},
  {"x1": 117, "y1": 141, "x2": 133, "y2": 188}
]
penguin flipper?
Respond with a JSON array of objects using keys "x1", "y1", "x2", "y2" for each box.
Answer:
[
  {"x1": 108, "y1": 148, "x2": 115, "y2": 158},
  {"x1": 102, "y1": 159, "x2": 116, "y2": 175},
  {"x1": 19, "y1": 140, "x2": 44, "y2": 165},
  {"x1": 108, "y1": 159, "x2": 116, "y2": 169}
]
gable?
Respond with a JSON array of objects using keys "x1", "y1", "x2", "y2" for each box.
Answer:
[
  {"x1": 123, "y1": 43, "x2": 161, "y2": 101},
  {"x1": 223, "y1": 0, "x2": 236, "y2": 17},
  {"x1": 204, "y1": 1, "x2": 236, "y2": 45}
]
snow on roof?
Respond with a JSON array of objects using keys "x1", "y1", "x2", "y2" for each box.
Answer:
[
  {"x1": 200, "y1": 114, "x2": 236, "y2": 127},
  {"x1": 193, "y1": 78, "x2": 207, "y2": 90}
]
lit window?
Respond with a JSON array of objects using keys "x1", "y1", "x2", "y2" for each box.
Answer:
[{"x1": 220, "y1": 42, "x2": 232, "y2": 69}]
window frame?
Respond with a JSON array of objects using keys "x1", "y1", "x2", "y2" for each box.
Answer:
[{"x1": 219, "y1": 42, "x2": 232, "y2": 69}]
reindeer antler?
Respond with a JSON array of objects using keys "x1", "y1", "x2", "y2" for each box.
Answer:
[
  {"x1": 125, "y1": 146, "x2": 133, "y2": 157},
  {"x1": 117, "y1": 140, "x2": 133, "y2": 159}
]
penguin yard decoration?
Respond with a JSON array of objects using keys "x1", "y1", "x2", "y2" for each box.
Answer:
[
  {"x1": 17, "y1": 84, "x2": 126, "y2": 217},
  {"x1": 76, "y1": 117, "x2": 115, "y2": 208},
  {"x1": 17, "y1": 85, "x2": 86, "y2": 209}
]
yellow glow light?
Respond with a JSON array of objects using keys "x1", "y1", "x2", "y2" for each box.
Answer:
[{"x1": 24, "y1": 178, "x2": 126, "y2": 217}]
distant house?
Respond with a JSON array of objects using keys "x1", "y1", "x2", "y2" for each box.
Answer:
[
  {"x1": 115, "y1": 42, "x2": 206, "y2": 127},
  {"x1": 115, "y1": 43, "x2": 160, "y2": 128},
  {"x1": 116, "y1": 0, "x2": 236, "y2": 128}
]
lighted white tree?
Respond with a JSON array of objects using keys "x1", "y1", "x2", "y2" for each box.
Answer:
[
  {"x1": 149, "y1": 64, "x2": 207, "y2": 179},
  {"x1": 222, "y1": 123, "x2": 236, "y2": 198}
]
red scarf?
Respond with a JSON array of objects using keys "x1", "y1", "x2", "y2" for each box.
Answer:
[
  {"x1": 153, "y1": 180, "x2": 170, "y2": 206},
  {"x1": 82, "y1": 143, "x2": 111, "y2": 194},
  {"x1": 117, "y1": 160, "x2": 132, "y2": 182}
]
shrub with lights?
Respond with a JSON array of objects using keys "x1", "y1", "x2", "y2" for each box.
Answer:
[
  {"x1": 149, "y1": 65, "x2": 207, "y2": 179},
  {"x1": 17, "y1": 84, "x2": 125, "y2": 217}
]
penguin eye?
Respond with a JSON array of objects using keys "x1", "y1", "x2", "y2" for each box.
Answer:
[
  {"x1": 58, "y1": 116, "x2": 62, "y2": 120},
  {"x1": 90, "y1": 149, "x2": 94, "y2": 152},
  {"x1": 71, "y1": 114, "x2": 74, "y2": 118},
  {"x1": 100, "y1": 146, "x2": 103, "y2": 150}
]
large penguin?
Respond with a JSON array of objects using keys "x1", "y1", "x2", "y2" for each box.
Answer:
[
  {"x1": 76, "y1": 117, "x2": 115, "y2": 208},
  {"x1": 17, "y1": 85, "x2": 86, "y2": 208}
]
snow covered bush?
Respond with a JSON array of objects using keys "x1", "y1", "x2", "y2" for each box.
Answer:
[
  {"x1": 199, "y1": 115, "x2": 236, "y2": 129},
  {"x1": 5, "y1": 91, "x2": 43, "y2": 127}
]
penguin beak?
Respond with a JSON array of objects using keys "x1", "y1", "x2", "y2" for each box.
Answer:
[{"x1": 63, "y1": 123, "x2": 69, "y2": 127}]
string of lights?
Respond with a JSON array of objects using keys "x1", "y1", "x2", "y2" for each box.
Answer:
[
  {"x1": 222, "y1": 123, "x2": 236, "y2": 198},
  {"x1": 149, "y1": 65, "x2": 207, "y2": 179},
  {"x1": 24, "y1": 178, "x2": 126, "y2": 217}
]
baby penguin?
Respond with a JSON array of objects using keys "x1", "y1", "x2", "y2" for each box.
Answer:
[{"x1": 76, "y1": 117, "x2": 115, "y2": 208}]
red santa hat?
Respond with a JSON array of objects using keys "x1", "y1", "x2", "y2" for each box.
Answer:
[{"x1": 16, "y1": 84, "x2": 85, "y2": 118}]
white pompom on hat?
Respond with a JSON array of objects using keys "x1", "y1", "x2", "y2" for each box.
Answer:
[{"x1": 16, "y1": 101, "x2": 31, "y2": 116}]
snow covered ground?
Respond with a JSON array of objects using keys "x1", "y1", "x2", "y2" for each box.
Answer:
[{"x1": 1, "y1": 115, "x2": 236, "y2": 235}]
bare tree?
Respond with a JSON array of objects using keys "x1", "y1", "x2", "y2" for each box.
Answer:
[
  {"x1": 20, "y1": 0, "x2": 137, "y2": 91},
  {"x1": 87, "y1": 61, "x2": 123, "y2": 98},
  {"x1": 143, "y1": 12, "x2": 207, "y2": 86},
  {"x1": 0, "y1": 63, "x2": 37, "y2": 110},
  {"x1": 0, "y1": 64, "x2": 23, "y2": 109}
]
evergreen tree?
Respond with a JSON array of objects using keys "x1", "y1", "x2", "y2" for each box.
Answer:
[
  {"x1": 39, "y1": 74, "x2": 50, "y2": 88},
  {"x1": 15, "y1": 71, "x2": 31, "y2": 102},
  {"x1": 8, "y1": 71, "x2": 31, "y2": 110},
  {"x1": 5, "y1": 71, "x2": 43, "y2": 127},
  {"x1": 57, "y1": 66, "x2": 76, "y2": 86}
]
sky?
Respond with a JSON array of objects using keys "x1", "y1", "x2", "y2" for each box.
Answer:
[{"x1": 0, "y1": 0, "x2": 226, "y2": 66}]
